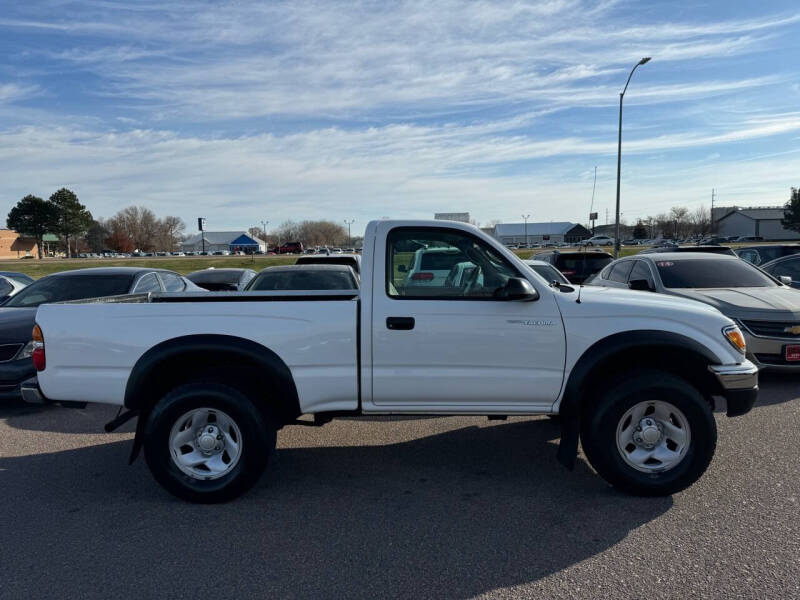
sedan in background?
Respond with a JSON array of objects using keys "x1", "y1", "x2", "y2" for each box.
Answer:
[
  {"x1": 735, "y1": 244, "x2": 800, "y2": 266},
  {"x1": 0, "y1": 267, "x2": 202, "y2": 401},
  {"x1": 523, "y1": 259, "x2": 570, "y2": 285},
  {"x1": 246, "y1": 264, "x2": 359, "y2": 291},
  {"x1": 295, "y1": 253, "x2": 361, "y2": 275},
  {"x1": 761, "y1": 255, "x2": 800, "y2": 289},
  {"x1": 588, "y1": 252, "x2": 800, "y2": 371},
  {"x1": 186, "y1": 268, "x2": 257, "y2": 291},
  {"x1": 0, "y1": 274, "x2": 30, "y2": 302}
]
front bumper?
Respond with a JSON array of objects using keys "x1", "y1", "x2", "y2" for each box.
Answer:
[
  {"x1": 0, "y1": 358, "x2": 36, "y2": 400},
  {"x1": 742, "y1": 329, "x2": 800, "y2": 371},
  {"x1": 708, "y1": 361, "x2": 759, "y2": 417}
]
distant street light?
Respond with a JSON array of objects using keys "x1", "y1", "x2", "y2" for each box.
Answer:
[
  {"x1": 614, "y1": 56, "x2": 651, "y2": 258},
  {"x1": 344, "y1": 219, "x2": 355, "y2": 247},
  {"x1": 261, "y1": 220, "x2": 269, "y2": 253},
  {"x1": 522, "y1": 214, "x2": 530, "y2": 248}
]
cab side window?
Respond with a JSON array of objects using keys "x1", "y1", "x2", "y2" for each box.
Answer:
[
  {"x1": 608, "y1": 261, "x2": 634, "y2": 283},
  {"x1": 628, "y1": 260, "x2": 655, "y2": 288},
  {"x1": 133, "y1": 273, "x2": 162, "y2": 293},
  {"x1": 387, "y1": 228, "x2": 521, "y2": 299}
]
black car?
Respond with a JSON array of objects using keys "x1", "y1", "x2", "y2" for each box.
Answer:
[
  {"x1": 0, "y1": 267, "x2": 200, "y2": 401},
  {"x1": 246, "y1": 264, "x2": 359, "y2": 291},
  {"x1": 760, "y1": 254, "x2": 800, "y2": 288},
  {"x1": 533, "y1": 250, "x2": 613, "y2": 284},
  {"x1": 735, "y1": 244, "x2": 800, "y2": 266},
  {"x1": 639, "y1": 245, "x2": 736, "y2": 256},
  {"x1": 186, "y1": 268, "x2": 257, "y2": 291}
]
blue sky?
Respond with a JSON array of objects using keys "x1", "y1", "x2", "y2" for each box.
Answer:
[{"x1": 1, "y1": 1, "x2": 799, "y2": 233}]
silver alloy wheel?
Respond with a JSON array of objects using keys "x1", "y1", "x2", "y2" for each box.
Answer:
[
  {"x1": 615, "y1": 400, "x2": 691, "y2": 473},
  {"x1": 169, "y1": 408, "x2": 243, "y2": 480}
]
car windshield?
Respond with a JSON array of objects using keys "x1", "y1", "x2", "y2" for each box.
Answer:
[
  {"x1": 187, "y1": 270, "x2": 243, "y2": 284},
  {"x1": 248, "y1": 270, "x2": 357, "y2": 290},
  {"x1": 558, "y1": 255, "x2": 612, "y2": 275},
  {"x1": 530, "y1": 264, "x2": 568, "y2": 284},
  {"x1": 3, "y1": 274, "x2": 134, "y2": 307},
  {"x1": 655, "y1": 259, "x2": 776, "y2": 288}
]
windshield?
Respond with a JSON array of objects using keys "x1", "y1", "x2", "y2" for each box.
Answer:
[
  {"x1": 655, "y1": 259, "x2": 776, "y2": 288},
  {"x1": 530, "y1": 264, "x2": 569, "y2": 284},
  {"x1": 557, "y1": 255, "x2": 612, "y2": 275},
  {"x1": 4, "y1": 274, "x2": 135, "y2": 307},
  {"x1": 187, "y1": 270, "x2": 243, "y2": 284},
  {"x1": 248, "y1": 270, "x2": 357, "y2": 290}
]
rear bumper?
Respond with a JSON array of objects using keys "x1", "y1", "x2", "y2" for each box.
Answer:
[
  {"x1": 708, "y1": 361, "x2": 759, "y2": 417},
  {"x1": 20, "y1": 377, "x2": 86, "y2": 409}
]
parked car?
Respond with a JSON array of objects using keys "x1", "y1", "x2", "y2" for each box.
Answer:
[
  {"x1": 186, "y1": 268, "x2": 257, "y2": 291},
  {"x1": 0, "y1": 271, "x2": 35, "y2": 285},
  {"x1": 29, "y1": 219, "x2": 757, "y2": 502},
  {"x1": 638, "y1": 245, "x2": 736, "y2": 256},
  {"x1": 734, "y1": 236, "x2": 764, "y2": 243},
  {"x1": 404, "y1": 246, "x2": 468, "y2": 287},
  {"x1": 246, "y1": 264, "x2": 358, "y2": 291},
  {"x1": 588, "y1": 252, "x2": 800, "y2": 370},
  {"x1": 523, "y1": 260, "x2": 570, "y2": 285},
  {"x1": 760, "y1": 254, "x2": 800, "y2": 289},
  {"x1": 0, "y1": 267, "x2": 203, "y2": 401},
  {"x1": 735, "y1": 244, "x2": 800, "y2": 266},
  {"x1": 534, "y1": 250, "x2": 613, "y2": 284},
  {"x1": 0, "y1": 275, "x2": 29, "y2": 302},
  {"x1": 295, "y1": 253, "x2": 361, "y2": 275},
  {"x1": 579, "y1": 235, "x2": 614, "y2": 247},
  {"x1": 278, "y1": 241, "x2": 304, "y2": 254}
]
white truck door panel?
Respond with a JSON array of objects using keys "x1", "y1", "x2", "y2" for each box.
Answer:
[{"x1": 368, "y1": 223, "x2": 566, "y2": 411}]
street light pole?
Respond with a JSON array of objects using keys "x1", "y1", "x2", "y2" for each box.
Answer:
[
  {"x1": 344, "y1": 219, "x2": 355, "y2": 247},
  {"x1": 614, "y1": 56, "x2": 651, "y2": 258},
  {"x1": 522, "y1": 214, "x2": 530, "y2": 248},
  {"x1": 261, "y1": 220, "x2": 269, "y2": 253}
]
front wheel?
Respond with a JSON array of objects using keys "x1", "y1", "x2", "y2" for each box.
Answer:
[
  {"x1": 143, "y1": 382, "x2": 276, "y2": 503},
  {"x1": 580, "y1": 370, "x2": 716, "y2": 496}
]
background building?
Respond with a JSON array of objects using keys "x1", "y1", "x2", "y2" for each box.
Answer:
[
  {"x1": 434, "y1": 212, "x2": 470, "y2": 223},
  {"x1": 713, "y1": 206, "x2": 799, "y2": 240},
  {"x1": 180, "y1": 231, "x2": 267, "y2": 253},
  {"x1": 0, "y1": 229, "x2": 38, "y2": 259},
  {"x1": 491, "y1": 222, "x2": 591, "y2": 245}
]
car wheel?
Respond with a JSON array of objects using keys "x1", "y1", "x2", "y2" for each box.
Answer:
[
  {"x1": 580, "y1": 370, "x2": 716, "y2": 496},
  {"x1": 144, "y1": 381, "x2": 275, "y2": 503}
]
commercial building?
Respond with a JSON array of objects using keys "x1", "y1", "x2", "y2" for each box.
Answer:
[
  {"x1": 0, "y1": 230, "x2": 38, "y2": 259},
  {"x1": 713, "y1": 206, "x2": 799, "y2": 241},
  {"x1": 491, "y1": 222, "x2": 591, "y2": 245},
  {"x1": 180, "y1": 231, "x2": 267, "y2": 253}
]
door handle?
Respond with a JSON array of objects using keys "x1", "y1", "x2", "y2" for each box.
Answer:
[{"x1": 386, "y1": 317, "x2": 415, "y2": 330}]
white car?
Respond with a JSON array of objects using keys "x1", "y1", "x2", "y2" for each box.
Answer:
[
  {"x1": 523, "y1": 259, "x2": 570, "y2": 285},
  {"x1": 580, "y1": 235, "x2": 615, "y2": 247},
  {"x1": 29, "y1": 219, "x2": 757, "y2": 503},
  {"x1": 404, "y1": 246, "x2": 468, "y2": 287}
]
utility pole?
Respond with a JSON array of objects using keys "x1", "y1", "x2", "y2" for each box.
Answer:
[
  {"x1": 710, "y1": 189, "x2": 716, "y2": 235},
  {"x1": 614, "y1": 57, "x2": 652, "y2": 258},
  {"x1": 522, "y1": 214, "x2": 530, "y2": 248},
  {"x1": 344, "y1": 219, "x2": 355, "y2": 247},
  {"x1": 261, "y1": 220, "x2": 269, "y2": 253}
]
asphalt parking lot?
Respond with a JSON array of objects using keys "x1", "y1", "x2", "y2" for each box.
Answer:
[{"x1": 1, "y1": 375, "x2": 798, "y2": 600}]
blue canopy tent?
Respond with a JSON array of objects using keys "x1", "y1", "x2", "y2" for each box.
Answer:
[{"x1": 229, "y1": 234, "x2": 262, "y2": 254}]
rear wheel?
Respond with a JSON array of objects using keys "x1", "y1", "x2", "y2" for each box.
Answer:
[
  {"x1": 580, "y1": 370, "x2": 716, "y2": 496},
  {"x1": 144, "y1": 382, "x2": 275, "y2": 503}
]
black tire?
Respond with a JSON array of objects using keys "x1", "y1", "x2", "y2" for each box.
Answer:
[
  {"x1": 580, "y1": 370, "x2": 716, "y2": 496},
  {"x1": 143, "y1": 381, "x2": 276, "y2": 503}
]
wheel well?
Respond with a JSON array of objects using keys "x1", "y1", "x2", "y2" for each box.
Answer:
[
  {"x1": 575, "y1": 346, "x2": 720, "y2": 415},
  {"x1": 125, "y1": 336, "x2": 301, "y2": 428}
]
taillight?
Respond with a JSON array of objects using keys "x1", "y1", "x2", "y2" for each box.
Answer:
[
  {"x1": 32, "y1": 324, "x2": 45, "y2": 371},
  {"x1": 411, "y1": 272, "x2": 434, "y2": 281},
  {"x1": 561, "y1": 270, "x2": 576, "y2": 276}
]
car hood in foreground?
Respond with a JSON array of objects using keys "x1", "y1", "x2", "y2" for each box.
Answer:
[
  {"x1": 0, "y1": 307, "x2": 38, "y2": 344},
  {"x1": 667, "y1": 287, "x2": 800, "y2": 321}
]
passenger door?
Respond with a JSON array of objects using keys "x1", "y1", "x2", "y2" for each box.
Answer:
[{"x1": 369, "y1": 225, "x2": 566, "y2": 412}]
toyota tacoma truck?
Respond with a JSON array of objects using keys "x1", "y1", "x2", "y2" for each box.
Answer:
[{"x1": 25, "y1": 220, "x2": 758, "y2": 503}]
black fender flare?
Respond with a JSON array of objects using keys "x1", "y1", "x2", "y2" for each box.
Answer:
[
  {"x1": 556, "y1": 330, "x2": 719, "y2": 469},
  {"x1": 125, "y1": 334, "x2": 300, "y2": 463}
]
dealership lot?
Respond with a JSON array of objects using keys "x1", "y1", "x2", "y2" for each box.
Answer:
[{"x1": 1, "y1": 375, "x2": 797, "y2": 600}]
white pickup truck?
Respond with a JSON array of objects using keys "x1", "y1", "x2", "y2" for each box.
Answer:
[{"x1": 26, "y1": 219, "x2": 758, "y2": 503}]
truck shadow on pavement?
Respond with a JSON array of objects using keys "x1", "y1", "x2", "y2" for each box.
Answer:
[
  {"x1": 0, "y1": 416, "x2": 672, "y2": 599},
  {"x1": 753, "y1": 372, "x2": 800, "y2": 407}
]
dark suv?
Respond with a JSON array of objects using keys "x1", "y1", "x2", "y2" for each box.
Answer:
[
  {"x1": 735, "y1": 245, "x2": 800, "y2": 266},
  {"x1": 534, "y1": 250, "x2": 613, "y2": 284},
  {"x1": 278, "y1": 241, "x2": 304, "y2": 254}
]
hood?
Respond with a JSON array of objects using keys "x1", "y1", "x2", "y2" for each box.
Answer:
[
  {"x1": 0, "y1": 307, "x2": 37, "y2": 344},
  {"x1": 555, "y1": 285, "x2": 724, "y2": 319},
  {"x1": 668, "y1": 287, "x2": 800, "y2": 321}
]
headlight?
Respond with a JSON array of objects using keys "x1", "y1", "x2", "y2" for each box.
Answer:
[
  {"x1": 15, "y1": 340, "x2": 34, "y2": 361},
  {"x1": 723, "y1": 325, "x2": 746, "y2": 354}
]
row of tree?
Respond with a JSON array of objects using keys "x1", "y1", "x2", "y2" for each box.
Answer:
[
  {"x1": 6, "y1": 189, "x2": 185, "y2": 257},
  {"x1": 630, "y1": 205, "x2": 712, "y2": 240},
  {"x1": 248, "y1": 220, "x2": 358, "y2": 248}
]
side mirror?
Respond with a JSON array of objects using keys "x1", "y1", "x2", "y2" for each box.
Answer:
[
  {"x1": 779, "y1": 275, "x2": 793, "y2": 286},
  {"x1": 498, "y1": 277, "x2": 539, "y2": 301},
  {"x1": 398, "y1": 265, "x2": 407, "y2": 273},
  {"x1": 628, "y1": 279, "x2": 653, "y2": 292}
]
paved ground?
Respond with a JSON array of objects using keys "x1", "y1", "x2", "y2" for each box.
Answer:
[{"x1": 1, "y1": 375, "x2": 798, "y2": 599}]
